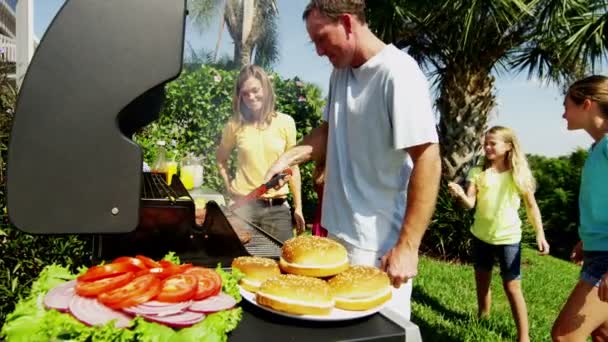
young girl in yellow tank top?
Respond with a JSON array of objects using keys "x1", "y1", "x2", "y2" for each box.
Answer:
[{"x1": 448, "y1": 126, "x2": 550, "y2": 342}]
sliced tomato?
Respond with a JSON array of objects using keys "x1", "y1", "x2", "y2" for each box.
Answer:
[
  {"x1": 184, "y1": 267, "x2": 222, "y2": 300},
  {"x1": 112, "y1": 256, "x2": 147, "y2": 270},
  {"x1": 75, "y1": 272, "x2": 135, "y2": 297},
  {"x1": 98, "y1": 274, "x2": 161, "y2": 309},
  {"x1": 135, "y1": 255, "x2": 162, "y2": 268},
  {"x1": 78, "y1": 262, "x2": 141, "y2": 282},
  {"x1": 155, "y1": 274, "x2": 198, "y2": 303},
  {"x1": 158, "y1": 260, "x2": 177, "y2": 268},
  {"x1": 135, "y1": 263, "x2": 193, "y2": 279}
]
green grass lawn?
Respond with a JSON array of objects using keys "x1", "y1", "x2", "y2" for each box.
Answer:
[{"x1": 412, "y1": 247, "x2": 580, "y2": 341}]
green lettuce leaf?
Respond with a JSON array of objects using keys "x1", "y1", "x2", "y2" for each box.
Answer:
[
  {"x1": 131, "y1": 317, "x2": 175, "y2": 342},
  {"x1": 161, "y1": 252, "x2": 181, "y2": 265},
  {"x1": 216, "y1": 265, "x2": 243, "y2": 302},
  {"x1": 1, "y1": 264, "x2": 80, "y2": 342}
]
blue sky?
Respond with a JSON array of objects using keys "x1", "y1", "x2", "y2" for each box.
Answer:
[{"x1": 34, "y1": 0, "x2": 597, "y2": 157}]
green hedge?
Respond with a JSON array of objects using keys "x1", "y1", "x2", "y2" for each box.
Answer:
[
  {"x1": 527, "y1": 151, "x2": 586, "y2": 259},
  {"x1": 134, "y1": 65, "x2": 325, "y2": 219}
]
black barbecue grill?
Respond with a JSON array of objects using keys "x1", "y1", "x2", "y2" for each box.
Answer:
[
  {"x1": 6, "y1": 0, "x2": 420, "y2": 340},
  {"x1": 90, "y1": 171, "x2": 284, "y2": 265}
]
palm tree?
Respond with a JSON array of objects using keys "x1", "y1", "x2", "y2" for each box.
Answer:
[
  {"x1": 189, "y1": 0, "x2": 279, "y2": 69},
  {"x1": 366, "y1": 0, "x2": 608, "y2": 180}
]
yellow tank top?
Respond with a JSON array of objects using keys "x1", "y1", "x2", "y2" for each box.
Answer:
[
  {"x1": 468, "y1": 167, "x2": 522, "y2": 244},
  {"x1": 218, "y1": 113, "x2": 296, "y2": 198}
]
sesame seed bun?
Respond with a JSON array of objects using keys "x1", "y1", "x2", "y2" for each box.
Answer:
[
  {"x1": 231, "y1": 256, "x2": 281, "y2": 293},
  {"x1": 279, "y1": 236, "x2": 349, "y2": 278},
  {"x1": 256, "y1": 274, "x2": 334, "y2": 315},
  {"x1": 328, "y1": 265, "x2": 392, "y2": 311}
]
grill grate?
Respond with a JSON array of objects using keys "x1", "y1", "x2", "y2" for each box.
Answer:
[
  {"x1": 222, "y1": 210, "x2": 282, "y2": 258},
  {"x1": 142, "y1": 173, "x2": 181, "y2": 199},
  {"x1": 244, "y1": 228, "x2": 282, "y2": 257}
]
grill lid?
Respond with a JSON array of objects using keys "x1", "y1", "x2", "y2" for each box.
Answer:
[{"x1": 6, "y1": 0, "x2": 187, "y2": 234}]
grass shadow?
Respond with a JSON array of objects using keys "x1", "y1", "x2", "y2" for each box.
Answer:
[{"x1": 412, "y1": 285, "x2": 515, "y2": 341}]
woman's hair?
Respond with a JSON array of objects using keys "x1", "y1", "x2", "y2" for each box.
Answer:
[
  {"x1": 567, "y1": 75, "x2": 608, "y2": 118},
  {"x1": 232, "y1": 65, "x2": 276, "y2": 127},
  {"x1": 483, "y1": 126, "x2": 535, "y2": 194}
]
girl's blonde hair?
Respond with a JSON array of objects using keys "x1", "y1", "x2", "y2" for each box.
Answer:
[
  {"x1": 483, "y1": 126, "x2": 535, "y2": 194},
  {"x1": 567, "y1": 75, "x2": 608, "y2": 118},
  {"x1": 232, "y1": 65, "x2": 276, "y2": 127}
]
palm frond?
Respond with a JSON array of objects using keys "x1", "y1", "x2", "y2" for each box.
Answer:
[
  {"x1": 561, "y1": 9, "x2": 608, "y2": 71},
  {"x1": 253, "y1": 5, "x2": 280, "y2": 69},
  {"x1": 188, "y1": 0, "x2": 223, "y2": 31}
]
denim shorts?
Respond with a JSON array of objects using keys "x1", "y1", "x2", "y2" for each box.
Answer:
[
  {"x1": 581, "y1": 251, "x2": 608, "y2": 287},
  {"x1": 472, "y1": 236, "x2": 521, "y2": 281}
]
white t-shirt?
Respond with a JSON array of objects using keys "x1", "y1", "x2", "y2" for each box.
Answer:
[{"x1": 322, "y1": 44, "x2": 438, "y2": 254}]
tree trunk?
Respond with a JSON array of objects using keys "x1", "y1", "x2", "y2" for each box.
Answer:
[
  {"x1": 437, "y1": 68, "x2": 496, "y2": 181},
  {"x1": 239, "y1": 43, "x2": 252, "y2": 67},
  {"x1": 233, "y1": 40, "x2": 243, "y2": 68}
]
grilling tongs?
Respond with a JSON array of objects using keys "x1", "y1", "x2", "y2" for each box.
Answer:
[{"x1": 228, "y1": 168, "x2": 293, "y2": 211}]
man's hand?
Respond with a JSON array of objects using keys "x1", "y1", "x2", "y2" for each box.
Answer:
[
  {"x1": 226, "y1": 184, "x2": 241, "y2": 198},
  {"x1": 264, "y1": 161, "x2": 290, "y2": 189},
  {"x1": 571, "y1": 240, "x2": 584, "y2": 265},
  {"x1": 599, "y1": 272, "x2": 608, "y2": 302},
  {"x1": 293, "y1": 208, "x2": 306, "y2": 235},
  {"x1": 380, "y1": 241, "x2": 419, "y2": 288}
]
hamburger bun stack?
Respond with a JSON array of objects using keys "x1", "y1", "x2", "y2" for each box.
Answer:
[
  {"x1": 328, "y1": 265, "x2": 392, "y2": 311},
  {"x1": 279, "y1": 236, "x2": 349, "y2": 277},
  {"x1": 255, "y1": 274, "x2": 334, "y2": 315},
  {"x1": 235, "y1": 236, "x2": 391, "y2": 315},
  {"x1": 231, "y1": 256, "x2": 281, "y2": 293}
]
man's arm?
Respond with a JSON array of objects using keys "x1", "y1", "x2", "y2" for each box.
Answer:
[
  {"x1": 287, "y1": 164, "x2": 306, "y2": 233},
  {"x1": 381, "y1": 142, "x2": 441, "y2": 287},
  {"x1": 398, "y1": 142, "x2": 441, "y2": 251},
  {"x1": 264, "y1": 122, "x2": 328, "y2": 181}
]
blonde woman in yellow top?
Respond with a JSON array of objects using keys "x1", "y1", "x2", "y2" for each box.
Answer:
[
  {"x1": 216, "y1": 65, "x2": 305, "y2": 242},
  {"x1": 448, "y1": 126, "x2": 550, "y2": 342}
]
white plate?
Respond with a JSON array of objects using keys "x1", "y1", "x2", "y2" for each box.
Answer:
[{"x1": 239, "y1": 286, "x2": 385, "y2": 321}]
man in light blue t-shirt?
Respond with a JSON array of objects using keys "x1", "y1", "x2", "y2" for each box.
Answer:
[{"x1": 264, "y1": 0, "x2": 441, "y2": 321}]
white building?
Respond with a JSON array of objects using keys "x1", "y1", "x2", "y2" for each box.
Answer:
[
  {"x1": 0, "y1": 0, "x2": 36, "y2": 87},
  {"x1": 0, "y1": 0, "x2": 17, "y2": 63}
]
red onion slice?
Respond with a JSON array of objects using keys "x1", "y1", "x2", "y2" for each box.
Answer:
[
  {"x1": 69, "y1": 294, "x2": 131, "y2": 328},
  {"x1": 142, "y1": 311, "x2": 205, "y2": 328},
  {"x1": 123, "y1": 300, "x2": 192, "y2": 317},
  {"x1": 44, "y1": 280, "x2": 77, "y2": 312},
  {"x1": 188, "y1": 293, "x2": 236, "y2": 313}
]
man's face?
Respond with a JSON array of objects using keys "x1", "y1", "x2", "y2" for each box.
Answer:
[{"x1": 305, "y1": 9, "x2": 354, "y2": 68}]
